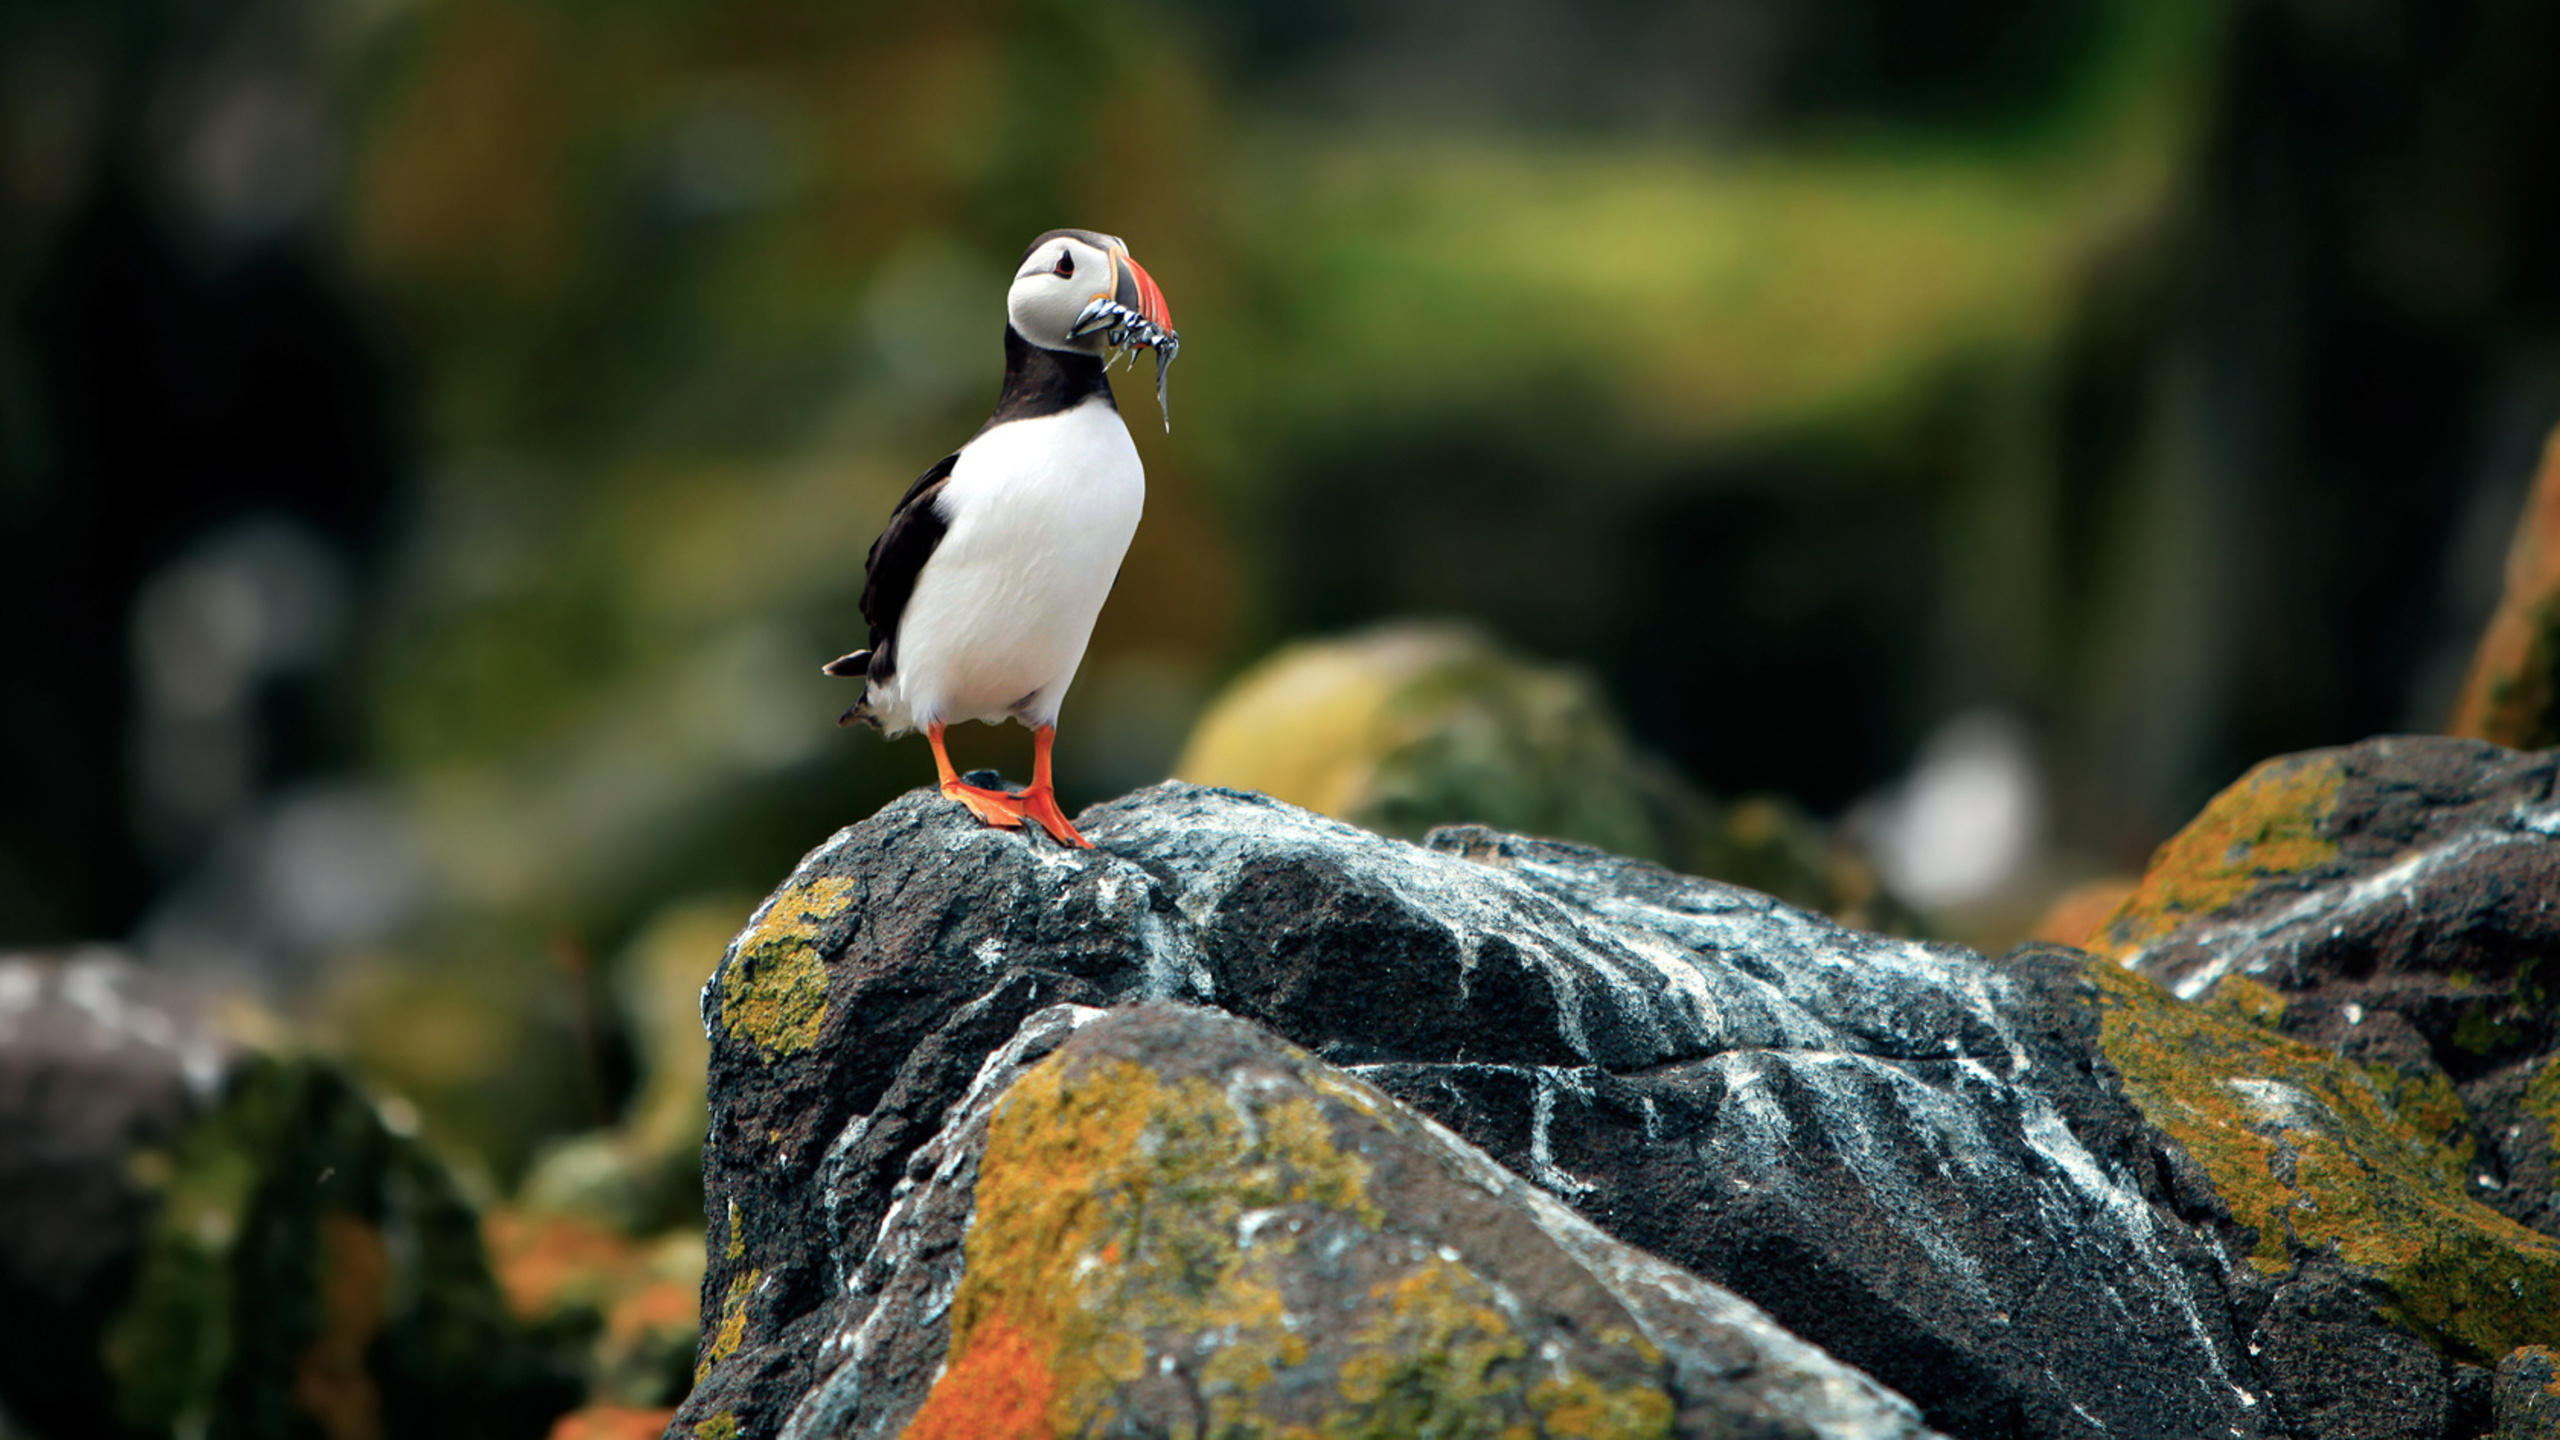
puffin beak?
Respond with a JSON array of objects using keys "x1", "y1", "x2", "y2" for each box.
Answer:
[
  {"x1": 1113, "y1": 249, "x2": 1174, "y2": 335},
  {"x1": 1069, "y1": 244, "x2": 1180, "y2": 430}
]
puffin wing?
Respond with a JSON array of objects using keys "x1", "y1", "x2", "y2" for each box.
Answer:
[{"x1": 854, "y1": 451, "x2": 961, "y2": 682}]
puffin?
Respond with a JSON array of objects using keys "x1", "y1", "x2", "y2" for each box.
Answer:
[{"x1": 824, "y1": 229, "x2": 1178, "y2": 849}]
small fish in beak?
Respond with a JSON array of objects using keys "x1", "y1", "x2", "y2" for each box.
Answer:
[{"x1": 1070, "y1": 246, "x2": 1179, "y2": 429}]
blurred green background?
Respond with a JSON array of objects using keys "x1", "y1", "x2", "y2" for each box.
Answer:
[{"x1": 3, "y1": 0, "x2": 2557, "y2": 1203}]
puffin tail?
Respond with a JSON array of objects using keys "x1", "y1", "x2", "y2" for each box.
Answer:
[{"x1": 823, "y1": 650, "x2": 883, "y2": 730}]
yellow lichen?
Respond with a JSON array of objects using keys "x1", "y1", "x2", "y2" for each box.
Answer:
[
  {"x1": 2091, "y1": 753, "x2": 2346, "y2": 959},
  {"x1": 2090, "y1": 957, "x2": 2560, "y2": 1360},
  {"x1": 691, "y1": 1413, "x2": 738, "y2": 1440},
  {"x1": 724, "y1": 1200, "x2": 743, "y2": 1260},
  {"x1": 719, "y1": 877, "x2": 853, "y2": 1057},
  {"x1": 693, "y1": 1268, "x2": 759, "y2": 1384},
  {"x1": 2523, "y1": 1059, "x2": 2560, "y2": 1135},
  {"x1": 2202, "y1": 974, "x2": 2288, "y2": 1029},
  {"x1": 908, "y1": 1044, "x2": 1674, "y2": 1438},
  {"x1": 1334, "y1": 1259, "x2": 1530, "y2": 1433}
]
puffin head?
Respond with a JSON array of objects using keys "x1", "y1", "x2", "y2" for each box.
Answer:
[{"x1": 1008, "y1": 228, "x2": 1180, "y2": 425}]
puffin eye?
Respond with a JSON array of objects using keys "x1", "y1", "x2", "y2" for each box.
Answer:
[{"x1": 1053, "y1": 250, "x2": 1075, "y2": 278}]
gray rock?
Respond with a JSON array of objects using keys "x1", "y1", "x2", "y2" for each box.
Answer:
[
  {"x1": 2497, "y1": 1346, "x2": 2560, "y2": 1438},
  {"x1": 684, "y1": 784, "x2": 2283, "y2": 1438},
  {"x1": 778, "y1": 1001, "x2": 1934, "y2": 1439},
  {"x1": 0, "y1": 951, "x2": 577, "y2": 1440},
  {"x1": 0, "y1": 951, "x2": 241, "y2": 1438}
]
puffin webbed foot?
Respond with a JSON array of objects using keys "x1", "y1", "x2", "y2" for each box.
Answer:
[
  {"x1": 939, "y1": 778, "x2": 1027, "y2": 830},
  {"x1": 1016, "y1": 786, "x2": 1091, "y2": 849}
]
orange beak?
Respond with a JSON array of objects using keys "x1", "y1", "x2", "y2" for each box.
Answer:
[{"x1": 1113, "y1": 249, "x2": 1173, "y2": 334}]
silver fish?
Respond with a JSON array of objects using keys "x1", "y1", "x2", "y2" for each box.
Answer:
[{"x1": 1071, "y1": 297, "x2": 1179, "y2": 430}]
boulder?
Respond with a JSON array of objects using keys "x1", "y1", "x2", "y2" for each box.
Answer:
[
  {"x1": 771, "y1": 1000, "x2": 1931, "y2": 1439},
  {"x1": 2087, "y1": 737, "x2": 2560, "y2": 1242},
  {"x1": 675, "y1": 782, "x2": 2554, "y2": 1438},
  {"x1": 2498, "y1": 1346, "x2": 2560, "y2": 1438},
  {"x1": 0, "y1": 951, "x2": 242, "y2": 1438},
  {"x1": 1170, "y1": 622, "x2": 1903, "y2": 928},
  {"x1": 2450, "y1": 422, "x2": 2560, "y2": 751},
  {"x1": 0, "y1": 951, "x2": 578, "y2": 1439}
]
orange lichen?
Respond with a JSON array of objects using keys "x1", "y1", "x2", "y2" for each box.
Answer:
[
  {"x1": 2450, "y1": 422, "x2": 2560, "y2": 749},
  {"x1": 910, "y1": 1038, "x2": 1676, "y2": 1437},
  {"x1": 293, "y1": 1216, "x2": 389, "y2": 1440},
  {"x1": 904, "y1": 1315, "x2": 1056, "y2": 1440},
  {"x1": 2090, "y1": 753, "x2": 2346, "y2": 959}
]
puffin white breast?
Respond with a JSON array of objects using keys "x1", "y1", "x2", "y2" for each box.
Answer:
[{"x1": 882, "y1": 398, "x2": 1143, "y2": 731}]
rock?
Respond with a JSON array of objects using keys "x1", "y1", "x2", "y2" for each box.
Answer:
[
  {"x1": 1168, "y1": 622, "x2": 1906, "y2": 929},
  {"x1": 2450, "y1": 422, "x2": 2560, "y2": 751},
  {"x1": 2086, "y1": 737, "x2": 2560, "y2": 1243},
  {"x1": 1173, "y1": 621, "x2": 1710, "y2": 865},
  {"x1": 0, "y1": 951, "x2": 245, "y2": 1438},
  {"x1": 2089, "y1": 937, "x2": 2560, "y2": 1376},
  {"x1": 2497, "y1": 1346, "x2": 2560, "y2": 1437},
  {"x1": 0, "y1": 951, "x2": 578, "y2": 1439},
  {"x1": 771, "y1": 1001, "x2": 1932, "y2": 1439},
  {"x1": 680, "y1": 783, "x2": 2350, "y2": 1438}
]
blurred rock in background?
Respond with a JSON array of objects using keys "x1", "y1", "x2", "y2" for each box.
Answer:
[
  {"x1": 0, "y1": 951, "x2": 578, "y2": 1438},
  {"x1": 1176, "y1": 620, "x2": 1905, "y2": 927}
]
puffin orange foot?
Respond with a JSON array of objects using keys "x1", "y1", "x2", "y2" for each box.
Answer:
[
  {"x1": 1016, "y1": 785, "x2": 1091, "y2": 849},
  {"x1": 940, "y1": 779, "x2": 1026, "y2": 830}
]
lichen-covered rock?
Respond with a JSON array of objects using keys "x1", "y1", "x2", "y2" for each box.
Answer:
[
  {"x1": 2498, "y1": 1346, "x2": 2560, "y2": 1438},
  {"x1": 2086, "y1": 737, "x2": 2560, "y2": 1243},
  {"x1": 0, "y1": 952, "x2": 245, "y2": 1438},
  {"x1": 2450, "y1": 422, "x2": 2560, "y2": 751},
  {"x1": 2089, "y1": 956, "x2": 2560, "y2": 1374},
  {"x1": 1167, "y1": 622, "x2": 1899, "y2": 926},
  {"x1": 1173, "y1": 621, "x2": 1708, "y2": 864},
  {"x1": 0, "y1": 952, "x2": 578, "y2": 1440},
  {"x1": 680, "y1": 784, "x2": 2381, "y2": 1438},
  {"x1": 781, "y1": 1002, "x2": 1930, "y2": 1439}
]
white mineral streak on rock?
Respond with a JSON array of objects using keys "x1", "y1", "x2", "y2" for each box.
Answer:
[
  {"x1": 2222, "y1": 1078, "x2": 2330, "y2": 1133},
  {"x1": 1114, "y1": 787, "x2": 2025, "y2": 1071},
  {"x1": 1321, "y1": 1062, "x2": 1939, "y2": 1440},
  {"x1": 1741, "y1": 1050, "x2": 2000, "y2": 1310},
  {"x1": 1132, "y1": 877, "x2": 1215, "y2": 1002},
  {"x1": 2134, "y1": 801, "x2": 2560, "y2": 1000},
  {"x1": 2018, "y1": 1102, "x2": 2240, "y2": 1398},
  {"x1": 1528, "y1": 1069, "x2": 1598, "y2": 1200}
]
